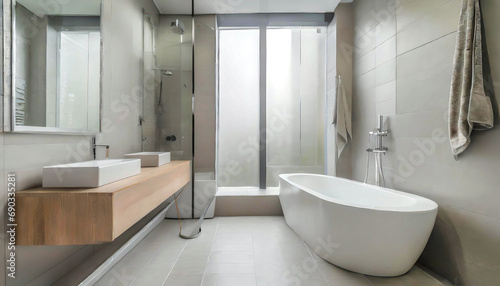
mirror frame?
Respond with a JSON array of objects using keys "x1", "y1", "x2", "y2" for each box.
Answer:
[{"x1": 3, "y1": 0, "x2": 103, "y2": 134}]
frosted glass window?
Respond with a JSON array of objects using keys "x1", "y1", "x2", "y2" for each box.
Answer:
[
  {"x1": 266, "y1": 28, "x2": 326, "y2": 187},
  {"x1": 218, "y1": 29, "x2": 260, "y2": 187}
]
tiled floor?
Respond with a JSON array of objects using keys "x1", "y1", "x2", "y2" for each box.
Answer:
[{"x1": 95, "y1": 217, "x2": 448, "y2": 286}]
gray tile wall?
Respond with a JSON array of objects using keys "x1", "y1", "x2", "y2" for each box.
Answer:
[
  {"x1": 327, "y1": 9, "x2": 338, "y2": 176},
  {"x1": 1, "y1": 0, "x2": 159, "y2": 285},
  {"x1": 141, "y1": 13, "x2": 158, "y2": 152},
  {"x1": 194, "y1": 15, "x2": 216, "y2": 175},
  {"x1": 193, "y1": 15, "x2": 217, "y2": 218},
  {"x1": 345, "y1": 0, "x2": 500, "y2": 284},
  {"x1": 327, "y1": 4, "x2": 354, "y2": 178}
]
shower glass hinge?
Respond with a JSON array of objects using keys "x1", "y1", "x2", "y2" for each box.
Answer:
[{"x1": 138, "y1": 116, "x2": 144, "y2": 126}]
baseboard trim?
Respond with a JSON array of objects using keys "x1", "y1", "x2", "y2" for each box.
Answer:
[{"x1": 215, "y1": 195, "x2": 283, "y2": 216}]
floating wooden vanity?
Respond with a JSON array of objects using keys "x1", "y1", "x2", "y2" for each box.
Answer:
[{"x1": 17, "y1": 161, "x2": 190, "y2": 246}]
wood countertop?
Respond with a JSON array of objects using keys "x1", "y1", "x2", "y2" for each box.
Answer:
[{"x1": 17, "y1": 160, "x2": 191, "y2": 245}]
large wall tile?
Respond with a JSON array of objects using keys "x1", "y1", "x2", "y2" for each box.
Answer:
[
  {"x1": 396, "y1": 32, "x2": 456, "y2": 79},
  {"x1": 354, "y1": 69, "x2": 376, "y2": 93},
  {"x1": 375, "y1": 36, "x2": 396, "y2": 66},
  {"x1": 374, "y1": 0, "x2": 397, "y2": 46},
  {"x1": 353, "y1": 31, "x2": 376, "y2": 60},
  {"x1": 397, "y1": 0, "x2": 454, "y2": 32},
  {"x1": 397, "y1": 0, "x2": 460, "y2": 55},
  {"x1": 391, "y1": 109, "x2": 448, "y2": 138},
  {"x1": 375, "y1": 80, "x2": 396, "y2": 103},
  {"x1": 348, "y1": 0, "x2": 500, "y2": 283},
  {"x1": 375, "y1": 58, "x2": 396, "y2": 85},
  {"x1": 396, "y1": 63, "x2": 453, "y2": 114},
  {"x1": 354, "y1": 49, "x2": 375, "y2": 77},
  {"x1": 353, "y1": 0, "x2": 377, "y2": 37},
  {"x1": 376, "y1": 98, "x2": 396, "y2": 116}
]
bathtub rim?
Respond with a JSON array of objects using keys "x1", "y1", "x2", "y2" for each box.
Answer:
[{"x1": 279, "y1": 173, "x2": 438, "y2": 213}]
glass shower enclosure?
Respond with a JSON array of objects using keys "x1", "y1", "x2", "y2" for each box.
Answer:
[
  {"x1": 142, "y1": 13, "x2": 217, "y2": 219},
  {"x1": 142, "y1": 14, "x2": 194, "y2": 218}
]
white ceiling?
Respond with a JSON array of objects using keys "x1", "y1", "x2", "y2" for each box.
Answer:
[
  {"x1": 17, "y1": 0, "x2": 100, "y2": 16},
  {"x1": 154, "y1": 0, "x2": 345, "y2": 15},
  {"x1": 153, "y1": 0, "x2": 192, "y2": 15}
]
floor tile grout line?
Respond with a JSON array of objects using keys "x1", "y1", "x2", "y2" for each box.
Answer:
[
  {"x1": 200, "y1": 217, "x2": 221, "y2": 285},
  {"x1": 129, "y1": 225, "x2": 184, "y2": 285},
  {"x1": 252, "y1": 224, "x2": 257, "y2": 286},
  {"x1": 415, "y1": 265, "x2": 446, "y2": 286},
  {"x1": 252, "y1": 225, "x2": 257, "y2": 286},
  {"x1": 161, "y1": 233, "x2": 189, "y2": 286},
  {"x1": 365, "y1": 276, "x2": 375, "y2": 286},
  {"x1": 127, "y1": 222, "x2": 180, "y2": 286},
  {"x1": 95, "y1": 222, "x2": 171, "y2": 285},
  {"x1": 302, "y1": 239, "x2": 331, "y2": 286},
  {"x1": 302, "y1": 239, "x2": 375, "y2": 286}
]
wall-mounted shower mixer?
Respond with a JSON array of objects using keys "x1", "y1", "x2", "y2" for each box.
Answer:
[
  {"x1": 364, "y1": 115, "x2": 389, "y2": 187},
  {"x1": 166, "y1": 135, "x2": 177, "y2": 142}
]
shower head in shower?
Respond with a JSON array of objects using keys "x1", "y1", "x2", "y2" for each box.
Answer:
[
  {"x1": 171, "y1": 19, "x2": 185, "y2": 35},
  {"x1": 152, "y1": 68, "x2": 173, "y2": 76}
]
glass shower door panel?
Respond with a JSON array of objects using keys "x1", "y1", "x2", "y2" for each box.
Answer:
[
  {"x1": 266, "y1": 29, "x2": 301, "y2": 187},
  {"x1": 160, "y1": 70, "x2": 183, "y2": 152},
  {"x1": 155, "y1": 16, "x2": 193, "y2": 162},
  {"x1": 266, "y1": 28, "x2": 326, "y2": 187},
  {"x1": 218, "y1": 29, "x2": 260, "y2": 187},
  {"x1": 299, "y1": 28, "x2": 326, "y2": 169}
]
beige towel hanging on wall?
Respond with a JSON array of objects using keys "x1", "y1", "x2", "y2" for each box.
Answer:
[
  {"x1": 336, "y1": 76, "x2": 352, "y2": 158},
  {"x1": 449, "y1": 0, "x2": 494, "y2": 157}
]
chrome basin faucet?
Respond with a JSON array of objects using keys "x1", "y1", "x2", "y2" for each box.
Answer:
[{"x1": 92, "y1": 137, "x2": 110, "y2": 160}]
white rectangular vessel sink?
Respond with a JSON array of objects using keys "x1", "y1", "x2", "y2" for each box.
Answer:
[
  {"x1": 124, "y1": 152, "x2": 171, "y2": 167},
  {"x1": 43, "y1": 159, "x2": 141, "y2": 188}
]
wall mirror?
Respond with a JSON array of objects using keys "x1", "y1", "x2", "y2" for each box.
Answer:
[{"x1": 9, "y1": 0, "x2": 101, "y2": 133}]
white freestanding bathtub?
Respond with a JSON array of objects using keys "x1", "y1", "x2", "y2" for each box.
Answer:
[{"x1": 279, "y1": 174, "x2": 438, "y2": 277}]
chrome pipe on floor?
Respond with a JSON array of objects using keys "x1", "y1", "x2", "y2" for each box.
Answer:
[{"x1": 173, "y1": 185, "x2": 216, "y2": 239}]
